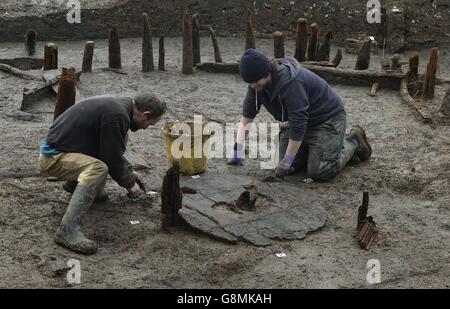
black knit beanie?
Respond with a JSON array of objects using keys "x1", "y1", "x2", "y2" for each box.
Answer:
[{"x1": 239, "y1": 49, "x2": 272, "y2": 83}]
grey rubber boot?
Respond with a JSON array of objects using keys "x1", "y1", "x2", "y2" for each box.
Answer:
[
  {"x1": 348, "y1": 125, "x2": 372, "y2": 161},
  {"x1": 63, "y1": 180, "x2": 109, "y2": 203},
  {"x1": 55, "y1": 185, "x2": 98, "y2": 255}
]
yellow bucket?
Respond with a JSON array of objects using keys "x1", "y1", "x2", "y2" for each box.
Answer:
[{"x1": 161, "y1": 121, "x2": 214, "y2": 175}]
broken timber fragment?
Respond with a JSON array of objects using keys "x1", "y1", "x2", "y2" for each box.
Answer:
[
  {"x1": 158, "y1": 37, "x2": 165, "y2": 71},
  {"x1": 390, "y1": 54, "x2": 402, "y2": 73},
  {"x1": 182, "y1": 10, "x2": 194, "y2": 74},
  {"x1": 317, "y1": 31, "x2": 333, "y2": 62},
  {"x1": 273, "y1": 31, "x2": 285, "y2": 59},
  {"x1": 422, "y1": 48, "x2": 438, "y2": 100},
  {"x1": 331, "y1": 49, "x2": 343, "y2": 68},
  {"x1": 294, "y1": 18, "x2": 307, "y2": 62},
  {"x1": 307, "y1": 23, "x2": 319, "y2": 61},
  {"x1": 439, "y1": 88, "x2": 450, "y2": 118},
  {"x1": 208, "y1": 26, "x2": 223, "y2": 63},
  {"x1": 355, "y1": 38, "x2": 372, "y2": 70},
  {"x1": 407, "y1": 52, "x2": 419, "y2": 83},
  {"x1": 44, "y1": 43, "x2": 58, "y2": 71},
  {"x1": 355, "y1": 192, "x2": 378, "y2": 250},
  {"x1": 108, "y1": 25, "x2": 122, "y2": 69},
  {"x1": 161, "y1": 160, "x2": 183, "y2": 229},
  {"x1": 54, "y1": 67, "x2": 76, "y2": 120},
  {"x1": 0, "y1": 63, "x2": 41, "y2": 81},
  {"x1": 370, "y1": 82, "x2": 380, "y2": 96},
  {"x1": 245, "y1": 11, "x2": 256, "y2": 50},
  {"x1": 24, "y1": 29, "x2": 37, "y2": 56},
  {"x1": 81, "y1": 41, "x2": 95, "y2": 73},
  {"x1": 142, "y1": 13, "x2": 155, "y2": 72},
  {"x1": 192, "y1": 13, "x2": 201, "y2": 66},
  {"x1": 400, "y1": 78, "x2": 433, "y2": 123}
]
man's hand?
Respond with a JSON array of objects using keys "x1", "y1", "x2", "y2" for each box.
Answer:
[
  {"x1": 128, "y1": 182, "x2": 143, "y2": 198},
  {"x1": 275, "y1": 154, "x2": 295, "y2": 177},
  {"x1": 227, "y1": 143, "x2": 244, "y2": 166},
  {"x1": 132, "y1": 171, "x2": 146, "y2": 192}
]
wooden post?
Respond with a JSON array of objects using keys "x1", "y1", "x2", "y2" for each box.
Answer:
[
  {"x1": 273, "y1": 31, "x2": 285, "y2": 59},
  {"x1": 331, "y1": 49, "x2": 343, "y2": 68},
  {"x1": 142, "y1": 13, "x2": 154, "y2": 72},
  {"x1": 355, "y1": 38, "x2": 372, "y2": 70},
  {"x1": 161, "y1": 161, "x2": 183, "y2": 229},
  {"x1": 25, "y1": 29, "x2": 37, "y2": 56},
  {"x1": 407, "y1": 52, "x2": 419, "y2": 83},
  {"x1": 54, "y1": 67, "x2": 76, "y2": 120},
  {"x1": 422, "y1": 48, "x2": 438, "y2": 99},
  {"x1": 81, "y1": 41, "x2": 95, "y2": 73},
  {"x1": 317, "y1": 31, "x2": 333, "y2": 62},
  {"x1": 294, "y1": 18, "x2": 307, "y2": 62},
  {"x1": 209, "y1": 26, "x2": 223, "y2": 63},
  {"x1": 307, "y1": 23, "x2": 319, "y2": 61},
  {"x1": 192, "y1": 13, "x2": 201, "y2": 65},
  {"x1": 245, "y1": 11, "x2": 256, "y2": 50},
  {"x1": 182, "y1": 10, "x2": 194, "y2": 74},
  {"x1": 108, "y1": 25, "x2": 122, "y2": 69},
  {"x1": 158, "y1": 37, "x2": 165, "y2": 71},
  {"x1": 44, "y1": 43, "x2": 58, "y2": 71}
]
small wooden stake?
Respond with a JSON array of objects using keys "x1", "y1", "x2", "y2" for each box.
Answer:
[
  {"x1": 108, "y1": 25, "x2": 122, "y2": 69},
  {"x1": 54, "y1": 67, "x2": 76, "y2": 120},
  {"x1": 407, "y1": 52, "x2": 419, "y2": 83},
  {"x1": 44, "y1": 43, "x2": 58, "y2": 71},
  {"x1": 25, "y1": 29, "x2": 37, "y2": 56},
  {"x1": 182, "y1": 10, "x2": 194, "y2": 74},
  {"x1": 161, "y1": 161, "x2": 183, "y2": 229},
  {"x1": 317, "y1": 31, "x2": 333, "y2": 62},
  {"x1": 245, "y1": 11, "x2": 256, "y2": 50},
  {"x1": 192, "y1": 13, "x2": 201, "y2": 65},
  {"x1": 307, "y1": 23, "x2": 319, "y2": 61},
  {"x1": 422, "y1": 48, "x2": 438, "y2": 99},
  {"x1": 158, "y1": 37, "x2": 165, "y2": 71},
  {"x1": 357, "y1": 192, "x2": 369, "y2": 231},
  {"x1": 294, "y1": 18, "x2": 307, "y2": 62},
  {"x1": 142, "y1": 13, "x2": 155, "y2": 72},
  {"x1": 81, "y1": 41, "x2": 95, "y2": 73},
  {"x1": 355, "y1": 38, "x2": 372, "y2": 70},
  {"x1": 209, "y1": 26, "x2": 223, "y2": 63},
  {"x1": 331, "y1": 49, "x2": 343, "y2": 68},
  {"x1": 273, "y1": 31, "x2": 285, "y2": 59}
]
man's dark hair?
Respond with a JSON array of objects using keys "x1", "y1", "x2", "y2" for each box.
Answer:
[{"x1": 134, "y1": 94, "x2": 167, "y2": 119}]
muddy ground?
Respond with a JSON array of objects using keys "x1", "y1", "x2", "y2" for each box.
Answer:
[{"x1": 0, "y1": 37, "x2": 449, "y2": 288}]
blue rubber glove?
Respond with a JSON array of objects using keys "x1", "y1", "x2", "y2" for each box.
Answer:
[
  {"x1": 227, "y1": 143, "x2": 244, "y2": 166},
  {"x1": 275, "y1": 154, "x2": 295, "y2": 177}
]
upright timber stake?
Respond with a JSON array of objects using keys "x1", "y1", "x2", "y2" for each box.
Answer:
[
  {"x1": 54, "y1": 67, "x2": 76, "y2": 120},
  {"x1": 355, "y1": 38, "x2": 372, "y2": 70},
  {"x1": 182, "y1": 10, "x2": 194, "y2": 74},
  {"x1": 108, "y1": 25, "x2": 122, "y2": 69},
  {"x1": 354, "y1": 192, "x2": 379, "y2": 251},
  {"x1": 158, "y1": 37, "x2": 165, "y2": 71},
  {"x1": 25, "y1": 29, "x2": 37, "y2": 56},
  {"x1": 192, "y1": 13, "x2": 201, "y2": 65},
  {"x1": 307, "y1": 23, "x2": 319, "y2": 61},
  {"x1": 161, "y1": 161, "x2": 183, "y2": 229},
  {"x1": 331, "y1": 49, "x2": 343, "y2": 68},
  {"x1": 294, "y1": 18, "x2": 307, "y2": 62},
  {"x1": 142, "y1": 13, "x2": 155, "y2": 72},
  {"x1": 44, "y1": 43, "x2": 58, "y2": 70},
  {"x1": 422, "y1": 48, "x2": 438, "y2": 99},
  {"x1": 273, "y1": 31, "x2": 285, "y2": 59},
  {"x1": 317, "y1": 31, "x2": 333, "y2": 62},
  {"x1": 407, "y1": 52, "x2": 419, "y2": 83},
  {"x1": 81, "y1": 41, "x2": 95, "y2": 73},
  {"x1": 209, "y1": 26, "x2": 223, "y2": 63},
  {"x1": 245, "y1": 11, "x2": 256, "y2": 50}
]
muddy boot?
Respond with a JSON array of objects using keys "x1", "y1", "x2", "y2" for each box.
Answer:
[
  {"x1": 348, "y1": 125, "x2": 372, "y2": 161},
  {"x1": 55, "y1": 185, "x2": 98, "y2": 255},
  {"x1": 63, "y1": 180, "x2": 109, "y2": 203}
]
